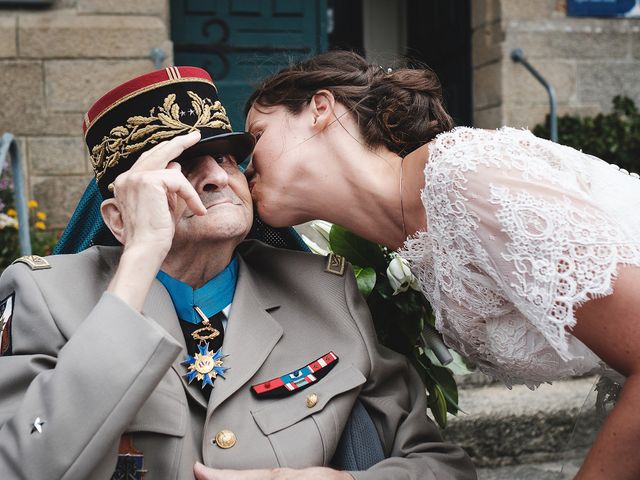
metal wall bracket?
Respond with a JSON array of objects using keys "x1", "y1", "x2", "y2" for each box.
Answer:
[
  {"x1": 150, "y1": 47, "x2": 166, "y2": 70},
  {"x1": 511, "y1": 48, "x2": 558, "y2": 142}
]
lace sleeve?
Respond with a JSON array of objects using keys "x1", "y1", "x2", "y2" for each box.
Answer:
[{"x1": 456, "y1": 129, "x2": 640, "y2": 362}]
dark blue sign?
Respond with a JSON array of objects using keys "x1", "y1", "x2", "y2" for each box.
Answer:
[{"x1": 567, "y1": 0, "x2": 640, "y2": 17}]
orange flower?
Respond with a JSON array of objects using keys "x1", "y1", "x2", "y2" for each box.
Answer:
[
  {"x1": 34, "y1": 221, "x2": 46, "y2": 230},
  {"x1": 27, "y1": 200, "x2": 38, "y2": 209},
  {"x1": 7, "y1": 208, "x2": 16, "y2": 217},
  {"x1": 36, "y1": 211, "x2": 47, "y2": 220}
]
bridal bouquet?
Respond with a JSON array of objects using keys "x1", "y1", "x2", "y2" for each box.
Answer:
[{"x1": 301, "y1": 221, "x2": 467, "y2": 427}]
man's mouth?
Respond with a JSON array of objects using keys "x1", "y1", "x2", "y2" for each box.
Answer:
[{"x1": 204, "y1": 199, "x2": 232, "y2": 209}]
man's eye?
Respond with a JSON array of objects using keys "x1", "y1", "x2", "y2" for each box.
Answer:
[{"x1": 214, "y1": 154, "x2": 225, "y2": 164}]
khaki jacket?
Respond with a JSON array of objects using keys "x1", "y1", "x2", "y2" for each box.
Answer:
[{"x1": 0, "y1": 240, "x2": 475, "y2": 479}]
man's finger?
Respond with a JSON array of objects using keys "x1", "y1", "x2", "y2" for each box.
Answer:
[
  {"x1": 114, "y1": 168, "x2": 205, "y2": 217},
  {"x1": 157, "y1": 168, "x2": 206, "y2": 216},
  {"x1": 132, "y1": 130, "x2": 201, "y2": 171},
  {"x1": 137, "y1": 138, "x2": 171, "y2": 162},
  {"x1": 193, "y1": 464, "x2": 272, "y2": 480}
]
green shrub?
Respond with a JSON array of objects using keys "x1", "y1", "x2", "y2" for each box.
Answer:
[{"x1": 533, "y1": 96, "x2": 640, "y2": 174}]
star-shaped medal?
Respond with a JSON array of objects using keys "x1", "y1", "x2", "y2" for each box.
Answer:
[{"x1": 183, "y1": 342, "x2": 228, "y2": 388}]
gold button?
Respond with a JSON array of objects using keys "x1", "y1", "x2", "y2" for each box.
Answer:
[
  {"x1": 107, "y1": 182, "x2": 115, "y2": 192},
  {"x1": 215, "y1": 430, "x2": 236, "y2": 449},
  {"x1": 306, "y1": 393, "x2": 318, "y2": 408}
]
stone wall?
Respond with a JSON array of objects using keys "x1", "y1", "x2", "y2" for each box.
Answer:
[
  {"x1": 472, "y1": 0, "x2": 640, "y2": 130},
  {"x1": 0, "y1": 0, "x2": 171, "y2": 228}
]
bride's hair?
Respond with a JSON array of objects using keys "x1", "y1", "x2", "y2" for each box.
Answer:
[{"x1": 245, "y1": 50, "x2": 454, "y2": 156}]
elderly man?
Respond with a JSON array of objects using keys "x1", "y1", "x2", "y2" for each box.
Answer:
[{"x1": 0, "y1": 67, "x2": 475, "y2": 480}]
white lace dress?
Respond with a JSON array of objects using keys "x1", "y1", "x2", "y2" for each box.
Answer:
[{"x1": 399, "y1": 127, "x2": 640, "y2": 388}]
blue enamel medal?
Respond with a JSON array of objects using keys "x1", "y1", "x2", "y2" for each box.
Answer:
[
  {"x1": 183, "y1": 342, "x2": 228, "y2": 388},
  {"x1": 181, "y1": 305, "x2": 228, "y2": 389}
]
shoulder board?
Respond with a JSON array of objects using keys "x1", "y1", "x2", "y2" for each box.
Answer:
[
  {"x1": 12, "y1": 255, "x2": 51, "y2": 271},
  {"x1": 325, "y1": 253, "x2": 345, "y2": 276}
]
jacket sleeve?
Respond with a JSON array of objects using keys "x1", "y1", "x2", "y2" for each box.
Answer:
[
  {"x1": 342, "y1": 265, "x2": 477, "y2": 480},
  {"x1": 0, "y1": 263, "x2": 182, "y2": 480}
]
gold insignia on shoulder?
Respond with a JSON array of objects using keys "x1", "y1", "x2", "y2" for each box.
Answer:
[
  {"x1": 325, "y1": 253, "x2": 345, "y2": 276},
  {"x1": 12, "y1": 255, "x2": 51, "y2": 270}
]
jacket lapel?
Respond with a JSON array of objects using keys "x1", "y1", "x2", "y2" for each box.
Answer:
[
  {"x1": 206, "y1": 256, "x2": 282, "y2": 415},
  {"x1": 143, "y1": 278, "x2": 209, "y2": 409}
]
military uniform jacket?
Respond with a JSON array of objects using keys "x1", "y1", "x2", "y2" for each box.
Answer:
[{"x1": 0, "y1": 240, "x2": 475, "y2": 480}]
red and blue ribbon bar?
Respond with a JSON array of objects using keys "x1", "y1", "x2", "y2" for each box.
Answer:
[{"x1": 251, "y1": 352, "x2": 339, "y2": 398}]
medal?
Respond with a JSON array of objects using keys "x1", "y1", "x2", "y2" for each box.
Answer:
[{"x1": 182, "y1": 305, "x2": 228, "y2": 389}]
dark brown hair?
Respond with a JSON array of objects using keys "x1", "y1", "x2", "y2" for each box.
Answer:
[{"x1": 245, "y1": 50, "x2": 454, "y2": 156}]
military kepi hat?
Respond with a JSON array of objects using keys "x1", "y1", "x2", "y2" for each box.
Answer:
[{"x1": 83, "y1": 66, "x2": 255, "y2": 198}]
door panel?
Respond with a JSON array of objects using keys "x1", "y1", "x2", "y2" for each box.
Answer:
[{"x1": 171, "y1": 0, "x2": 328, "y2": 130}]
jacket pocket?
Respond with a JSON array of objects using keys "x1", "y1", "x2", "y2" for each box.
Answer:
[{"x1": 250, "y1": 364, "x2": 366, "y2": 467}]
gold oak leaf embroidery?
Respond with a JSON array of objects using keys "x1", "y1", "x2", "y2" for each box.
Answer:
[{"x1": 91, "y1": 92, "x2": 232, "y2": 180}]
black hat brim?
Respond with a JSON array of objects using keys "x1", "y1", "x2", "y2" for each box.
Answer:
[{"x1": 178, "y1": 131, "x2": 255, "y2": 164}]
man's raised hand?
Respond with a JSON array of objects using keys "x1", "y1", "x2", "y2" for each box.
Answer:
[{"x1": 103, "y1": 130, "x2": 205, "y2": 312}]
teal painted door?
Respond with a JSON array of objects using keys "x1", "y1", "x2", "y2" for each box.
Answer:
[{"x1": 171, "y1": 0, "x2": 328, "y2": 131}]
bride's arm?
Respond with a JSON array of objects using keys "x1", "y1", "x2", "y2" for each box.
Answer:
[{"x1": 572, "y1": 265, "x2": 640, "y2": 480}]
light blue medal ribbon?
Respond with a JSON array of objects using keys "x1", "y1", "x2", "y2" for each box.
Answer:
[
  {"x1": 156, "y1": 256, "x2": 238, "y2": 322},
  {"x1": 156, "y1": 256, "x2": 238, "y2": 387}
]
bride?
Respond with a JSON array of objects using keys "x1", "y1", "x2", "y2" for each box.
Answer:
[{"x1": 244, "y1": 50, "x2": 640, "y2": 479}]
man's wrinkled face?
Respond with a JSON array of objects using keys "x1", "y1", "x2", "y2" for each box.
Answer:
[{"x1": 172, "y1": 152, "x2": 253, "y2": 249}]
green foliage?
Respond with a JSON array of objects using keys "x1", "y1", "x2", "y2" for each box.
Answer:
[
  {"x1": 0, "y1": 172, "x2": 58, "y2": 269},
  {"x1": 327, "y1": 225, "x2": 460, "y2": 428},
  {"x1": 533, "y1": 96, "x2": 640, "y2": 174}
]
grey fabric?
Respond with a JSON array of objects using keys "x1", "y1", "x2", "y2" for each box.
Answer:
[{"x1": 330, "y1": 400, "x2": 385, "y2": 471}]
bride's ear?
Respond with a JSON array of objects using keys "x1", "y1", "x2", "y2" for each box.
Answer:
[
  {"x1": 309, "y1": 90, "x2": 336, "y2": 131},
  {"x1": 101, "y1": 199, "x2": 126, "y2": 245}
]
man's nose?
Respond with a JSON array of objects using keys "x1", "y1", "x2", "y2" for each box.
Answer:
[{"x1": 192, "y1": 156, "x2": 229, "y2": 193}]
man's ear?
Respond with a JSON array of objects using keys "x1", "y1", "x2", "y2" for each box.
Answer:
[
  {"x1": 309, "y1": 90, "x2": 336, "y2": 131},
  {"x1": 100, "y1": 199, "x2": 126, "y2": 245}
]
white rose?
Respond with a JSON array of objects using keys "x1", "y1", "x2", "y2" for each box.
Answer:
[
  {"x1": 309, "y1": 220, "x2": 333, "y2": 243},
  {"x1": 300, "y1": 234, "x2": 330, "y2": 256},
  {"x1": 387, "y1": 254, "x2": 418, "y2": 295}
]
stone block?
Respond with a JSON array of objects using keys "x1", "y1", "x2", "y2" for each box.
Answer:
[
  {"x1": 0, "y1": 60, "x2": 43, "y2": 134},
  {"x1": 0, "y1": 17, "x2": 17, "y2": 58},
  {"x1": 472, "y1": 0, "x2": 501, "y2": 29},
  {"x1": 472, "y1": 21, "x2": 505, "y2": 67},
  {"x1": 506, "y1": 25, "x2": 630, "y2": 60},
  {"x1": 77, "y1": 0, "x2": 166, "y2": 16},
  {"x1": 505, "y1": 59, "x2": 577, "y2": 105},
  {"x1": 0, "y1": 61, "x2": 84, "y2": 135},
  {"x1": 474, "y1": 106, "x2": 504, "y2": 129},
  {"x1": 501, "y1": 0, "x2": 556, "y2": 20},
  {"x1": 45, "y1": 59, "x2": 154, "y2": 112},
  {"x1": 632, "y1": 31, "x2": 640, "y2": 59},
  {"x1": 19, "y1": 12, "x2": 167, "y2": 58},
  {"x1": 31, "y1": 174, "x2": 92, "y2": 228},
  {"x1": 577, "y1": 62, "x2": 640, "y2": 112},
  {"x1": 474, "y1": 62, "x2": 503, "y2": 110},
  {"x1": 28, "y1": 137, "x2": 87, "y2": 175}
]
